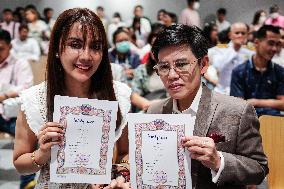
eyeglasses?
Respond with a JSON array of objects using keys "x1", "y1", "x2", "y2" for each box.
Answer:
[{"x1": 154, "y1": 58, "x2": 200, "y2": 76}]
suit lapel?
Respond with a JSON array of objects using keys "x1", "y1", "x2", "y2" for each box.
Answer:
[
  {"x1": 192, "y1": 85, "x2": 218, "y2": 188},
  {"x1": 194, "y1": 86, "x2": 218, "y2": 137},
  {"x1": 160, "y1": 86, "x2": 218, "y2": 189}
]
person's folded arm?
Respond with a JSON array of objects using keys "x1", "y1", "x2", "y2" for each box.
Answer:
[{"x1": 248, "y1": 96, "x2": 284, "y2": 111}]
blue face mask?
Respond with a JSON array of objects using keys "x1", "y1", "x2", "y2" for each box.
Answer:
[{"x1": 116, "y1": 41, "x2": 130, "y2": 53}]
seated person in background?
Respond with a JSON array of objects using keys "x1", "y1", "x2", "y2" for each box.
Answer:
[
  {"x1": 11, "y1": 24, "x2": 41, "y2": 62},
  {"x1": 231, "y1": 25, "x2": 284, "y2": 116},
  {"x1": 108, "y1": 27, "x2": 141, "y2": 83},
  {"x1": 0, "y1": 29, "x2": 35, "y2": 189},
  {"x1": 163, "y1": 11, "x2": 178, "y2": 27},
  {"x1": 25, "y1": 7, "x2": 50, "y2": 48},
  {"x1": 250, "y1": 10, "x2": 267, "y2": 32},
  {"x1": 0, "y1": 9, "x2": 20, "y2": 39},
  {"x1": 131, "y1": 27, "x2": 166, "y2": 111},
  {"x1": 148, "y1": 24, "x2": 268, "y2": 189},
  {"x1": 216, "y1": 8, "x2": 231, "y2": 32},
  {"x1": 107, "y1": 12, "x2": 126, "y2": 47},
  {"x1": 265, "y1": 4, "x2": 284, "y2": 29},
  {"x1": 212, "y1": 22, "x2": 255, "y2": 95},
  {"x1": 0, "y1": 29, "x2": 33, "y2": 135}
]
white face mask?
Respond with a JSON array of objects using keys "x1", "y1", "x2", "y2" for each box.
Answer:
[
  {"x1": 271, "y1": 12, "x2": 279, "y2": 19},
  {"x1": 258, "y1": 15, "x2": 267, "y2": 24},
  {"x1": 193, "y1": 2, "x2": 200, "y2": 10}
]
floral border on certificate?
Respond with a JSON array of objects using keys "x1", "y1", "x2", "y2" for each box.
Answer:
[
  {"x1": 56, "y1": 104, "x2": 112, "y2": 175},
  {"x1": 135, "y1": 119, "x2": 186, "y2": 188}
]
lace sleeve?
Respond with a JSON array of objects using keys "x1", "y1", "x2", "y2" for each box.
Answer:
[
  {"x1": 113, "y1": 80, "x2": 132, "y2": 141},
  {"x1": 19, "y1": 82, "x2": 46, "y2": 135}
]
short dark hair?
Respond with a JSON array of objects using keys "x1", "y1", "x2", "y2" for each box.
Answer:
[
  {"x1": 256, "y1": 25, "x2": 280, "y2": 39},
  {"x1": 96, "y1": 6, "x2": 104, "y2": 11},
  {"x1": 3, "y1": 9, "x2": 13, "y2": 14},
  {"x1": 112, "y1": 27, "x2": 129, "y2": 44},
  {"x1": 43, "y1": 7, "x2": 53, "y2": 16},
  {"x1": 187, "y1": 0, "x2": 195, "y2": 6},
  {"x1": 0, "y1": 29, "x2": 11, "y2": 44},
  {"x1": 217, "y1": 8, "x2": 227, "y2": 15},
  {"x1": 158, "y1": 9, "x2": 166, "y2": 14},
  {"x1": 152, "y1": 24, "x2": 210, "y2": 61},
  {"x1": 19, "y1": 24, "x2": 29, "y2": 32},
  {"x1": 135, "y1": 5, "x2": 143, "y2": 10},
  {"x1": 165, "y1": 11, "x2": 178, "y2": 24},
  {"x1": 269, "y1": 4, "x2": 279, "y2": 14}
]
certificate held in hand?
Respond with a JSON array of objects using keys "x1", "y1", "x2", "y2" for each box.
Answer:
[
  {"x1": 50, "y1": 95, "x2": 118, "y2": 184},
  {"x1": 128, "y1": 113, "x2": 194, "y2": 189}
]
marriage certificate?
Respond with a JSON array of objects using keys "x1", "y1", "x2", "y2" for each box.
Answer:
[
  {"x1": 50, "y1": 95, "x2": 118, "y2": 184},
  {"x1": 128, "y1": 113, "x2": 194, "y2": 189}
]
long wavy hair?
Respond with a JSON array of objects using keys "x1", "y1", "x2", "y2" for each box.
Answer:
[{"x1": 46, "y1": 8, "x2": 121, "y2": 129}]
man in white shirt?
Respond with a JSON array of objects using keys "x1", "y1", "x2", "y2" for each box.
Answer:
[
  {"x1": 216, "y1": 8, "x2": 231, "y2": 32},
  {"x1": 0, "y1": 9, "x2": 20, "y2": 39},
  {"x1": 147, "y1": 24, "x2": 268, "y2": 189},
  {"x1": 128, "y1": 5, "x2": 151, "y2": 36},
  {"x1": 179, "y1": 0, "x2": 201, "y2": 28},
  {"x1": 212, "y1": 22, "x2": 255, "y2": 95},
  {"x1": 11, "y1": 24, "x2": 41, "y2": 62}
]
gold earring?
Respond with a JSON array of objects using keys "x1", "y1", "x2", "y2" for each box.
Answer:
[{"x1": 55, "y1": 53, "x2": 59, "y2": 58}]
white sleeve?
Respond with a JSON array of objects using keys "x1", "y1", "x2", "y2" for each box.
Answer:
[
  {"x1": 19, "y1": 83, "x2": 46, "y2": 135},
  {"x1": 30, "y1": 39, "x2": 41, "y2": 62},
  {"x1": 211, "y1": 151, "x2": 225, "y2": 183},
  {"x1": 212, "y1": 48, "x2": 237, "y2": 71},
  {"x1": 113, "y1": 80, "x2": 132, "y2": 141}
]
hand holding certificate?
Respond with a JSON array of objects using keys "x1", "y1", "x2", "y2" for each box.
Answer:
[
  {"x1": 50, "y1": 95, "x2": 118, "y2": 184},
  {"x1": 128, "y1": 114, "x2": 194, "y2": 189}
]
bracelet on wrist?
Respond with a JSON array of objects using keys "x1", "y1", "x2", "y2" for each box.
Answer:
[
  {"x1": 120, "y1": 159, "x2": 129, "y2": 164},
  {"x1": 31, "y1": 151, "x2": 45, "y2": 168}
]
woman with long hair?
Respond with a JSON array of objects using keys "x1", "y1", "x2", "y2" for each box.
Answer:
[{"x1": 13, "y1": 8, "x2": 131, "y2": 189}]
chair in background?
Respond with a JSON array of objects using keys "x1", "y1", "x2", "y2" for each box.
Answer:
[{"x1": 259, "y1": 115, "x2": 284, "y2": 189}]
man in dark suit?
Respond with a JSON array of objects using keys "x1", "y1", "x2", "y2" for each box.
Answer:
[{"x1": 147, "y1": 24, "x2": 268, "y2": 188}]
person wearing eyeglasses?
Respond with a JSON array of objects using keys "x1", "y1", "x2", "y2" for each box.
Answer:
[
  {"x1": 211, "y1": 22, "x2": 255, "y2": 95},
  {"x1": 147, "y1": 24, "x2": 268, "y2": 189}
]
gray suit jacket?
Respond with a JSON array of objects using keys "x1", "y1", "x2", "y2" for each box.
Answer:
[{"x1": 147, "y1": 86, "x2": 268, "y2": 189}]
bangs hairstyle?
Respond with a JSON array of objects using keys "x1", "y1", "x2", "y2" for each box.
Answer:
[
  {"x1": 46, "y1": 8, "x2": 122, "y2": 129},
  {"x1": 151, "y1": 24, "x2": 210, "y2": 62}
]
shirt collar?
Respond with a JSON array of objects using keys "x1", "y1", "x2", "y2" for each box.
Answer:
[
  {"x1": 172, "y1": 84, "x2": 202, "y2": 114},
  {"x1": 0, "y1": 54, "x2": 11, "y2": 68},
  {"x1": 248, "y1": 56, "x2": 274, "y2": 71}
]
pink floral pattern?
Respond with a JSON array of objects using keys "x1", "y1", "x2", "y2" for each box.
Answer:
[
  {"x1": 135, "y1": 119, "x2": 186, "y2": 188},
  {"x1": 56, "y1": 104, "x2": 112, "y2": 175}
]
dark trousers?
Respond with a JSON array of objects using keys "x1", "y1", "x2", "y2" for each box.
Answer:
[{"x1": 0, "y1": 115, "x2": 36, "y2": 189}]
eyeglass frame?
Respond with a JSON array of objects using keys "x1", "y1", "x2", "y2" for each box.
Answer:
[{"x1": 153, "y1": 57, "x2": 202, "y2": 77}]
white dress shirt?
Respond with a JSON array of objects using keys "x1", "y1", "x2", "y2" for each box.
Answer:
[
  {"x1": 212, "y1": 42, "x2": 255, "y2": 95},
  {"x1": 172, "y1": 84, "x2": 225, "y2": 183},
  {"x1": 11, "y1": 38, "x2": 41, "y2": 62}
]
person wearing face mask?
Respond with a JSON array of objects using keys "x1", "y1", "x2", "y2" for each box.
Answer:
[
  {"x1": 108, "y1": 27, "x2": 141, "y2": 84},
  {"x1": 265, "y1": 5, "x2": 284, "y2": 29},
  {"x1": 107, "y1": 12, "x2": 126, "y2": 47},
  {"x1": 251, "y1": 10, "x2": 267, "y2": 32},
  {"x1": 179, "y1": 0, "x2": 201, "y2": 28}
]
